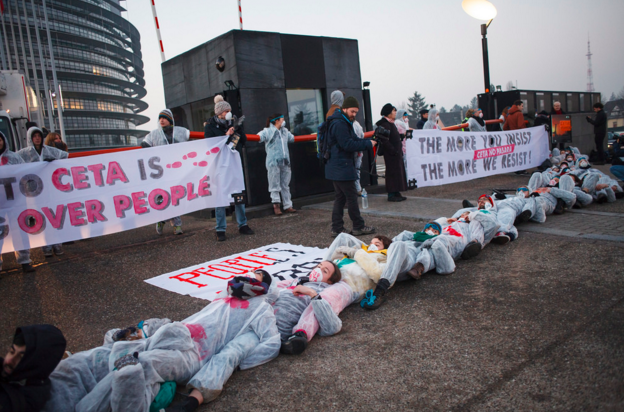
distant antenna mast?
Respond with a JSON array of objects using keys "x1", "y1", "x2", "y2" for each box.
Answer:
[
  {"x1": 150, "y1": 0, "x2": 166, "y2": 62},
  {"x1": 238, "y1": 0, "x2": 243, "y2": 30},
  {"x1": 586, "y1": 35, "x2": 594, "y2": 92}
]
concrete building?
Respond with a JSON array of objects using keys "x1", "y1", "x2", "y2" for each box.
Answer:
[
  {"x1": 0, "y1": 0, "x2": 149, "y2": 150},
  {"x1": 162, "y1": 30, "x2": 373, "y2": 206}
]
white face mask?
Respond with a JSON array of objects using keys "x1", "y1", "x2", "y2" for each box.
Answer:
[
  {"x1": 479, "y1": 113, "x2": 484, "y2": 118},
  {"x1": 580, "y1": 161, "x2": 588, "y2": 168},
  {"x1": 281, "y1": 119, "x2": 286, "y2": 127},
  {"x1": 425, "y1": 229, "x2": 436, "y2": 236},
  {"x1": 484, "y1": 202, "x2": 492, "y2": 210},
  {"x1": 225, "y1": 111, "x2": 233, "y2": 121},
  {"x1": 308, "y1": 268, "x2": 324, "y2": 283},
  {"x1": 368, "y1": 244, "x2": 378, "y2": 251}
]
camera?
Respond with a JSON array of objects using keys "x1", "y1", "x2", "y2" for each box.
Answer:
[
  {"x1": 373, "y1": 125, "x2": 390, "y2": 142},
  {"x1": 231, "y1": 191, "x2": 246, "y2": 205},
  {"x1": 405, "y1": 129, "x2": 413, "y2": 140}
]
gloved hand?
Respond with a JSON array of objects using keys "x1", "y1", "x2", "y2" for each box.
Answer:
[
  {"x1": 335, "y1": 246, "x2": 357, "y2": 258},
  {"x1": 530, "y1": 192, "x2": 541, "y2": 197},
  {"x1": 114, "y1": 352, "x2": 139, "y2": 370},
  {"x1": 494, "y1": 192, "x2": 506, "y2": 200}
]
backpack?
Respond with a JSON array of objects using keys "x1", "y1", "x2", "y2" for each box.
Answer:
[{"x1": 316, "y1": 118, "x2": 335, "y2": 163}]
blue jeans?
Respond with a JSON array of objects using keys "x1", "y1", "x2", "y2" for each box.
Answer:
[
  {"x1": 215, "y1": 204, "x2": 247, "y2": 232},
  {"x1": 610, "y1": 165, "x2": 624, "y2": 182}
]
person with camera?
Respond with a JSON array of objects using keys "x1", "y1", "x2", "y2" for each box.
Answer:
[
  {"x1": 376, "y1": 104, "x2": 408, "y2": 202},
  {"x1": 325, "y1": 97, "x2": 377, "y2": 237},
  {"x1": 204, "y1": 95, "x2": 254, "y2": 241}
]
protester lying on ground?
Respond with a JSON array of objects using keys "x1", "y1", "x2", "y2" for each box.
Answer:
[
  {"x1": 451, "y1": 195, "x2": 501, "y2": 247},
  {"x1": 48, "y1": 272, "x2": 279, "y2": 412},
  {"x1": 1, "y1": 325, "x2": 66, "y2": 412},
  {"x1": 141, "y1": 109, "x2": 190, "y2": 236},
  {"x1": 274, "y1": 261, "x2": 344, "y2": 355},
  {"x1": 17, "y1": 127, "x2": 67, "y2": 258},
  {"x1": 0, "y1": 132, "x2": 35, "y2": 273}
]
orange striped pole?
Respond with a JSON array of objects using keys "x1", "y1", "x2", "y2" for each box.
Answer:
[{"x1": 150, "y1": 0, "x2": 166, "y2": 62}]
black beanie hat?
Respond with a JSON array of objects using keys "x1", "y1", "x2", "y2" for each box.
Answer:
[
  {"x1": 381, "y1": 103, "x2": 396, "y2": 117},
  {"x1": 254, "y1": 269, "x2": 272, "y2": 287},
  {"x1": 342, "y1": 96, "x2": 360, "y2": 110}
]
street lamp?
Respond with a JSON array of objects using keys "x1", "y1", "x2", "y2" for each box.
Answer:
[{"x1": 462, "y1": 0, "x2": 497, "y2": 94}]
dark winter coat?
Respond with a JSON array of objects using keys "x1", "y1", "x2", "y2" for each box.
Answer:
[
  {"x1": 416, "y1": 118, "x2": 427, "y2": 130},
  {"x1": 204, "y1": 116, "x2": 248, "y2": 155},
  {"x1": 376, "y1": 117, "x2": 407, "y2": 193},
  {"x1": 0, "y1": 325, "x2": 66, "y2": 412},
  {"x1": 534, "y1": 114, "x2": 550, "y2": 129},
  {"x1": 324, "y1": 109, "x2": 372, "y2": 181},
  {"x1": 503, "y1": 105, "x2": 526, "y2": 131},
  {"x1": 586, "y1": 109, "x2": 607, "y2": 138}
]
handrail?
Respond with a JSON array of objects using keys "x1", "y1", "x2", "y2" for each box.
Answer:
[{"x1": 442, "y1": 119, "x2": 503, "y2": 131}]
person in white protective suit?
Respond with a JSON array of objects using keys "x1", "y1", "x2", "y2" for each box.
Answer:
[
  {"x1": 258, "y1": 114, "x2": 296, "y2": 215},
  {"x1": 526, "y1": 172, "x2": 578, "y2": 223},
  {"x1": 17, "y1": 127, "x2": 68, "y2": 258},
  {"x1": 141, "y1": 109, "x2": 190, "y2": 235},
  {"x1": 274, "y1": 261, "x2": 344, "y2": 356},
  {"x1": 42, "y1": 319, "x2": 173, "y2": 412},
  {"x1": 64, "y1": 273, "x2": 279, "y2": 412},
  {"x1": 0, "y1": 132, "x2": 35, "y2": 273},
  {"x1": 570, "y1": 160, "x2": 622, "y2": 204},
  {"x1": 422, "y1": 107, "x2": 443, "y2": 130}
]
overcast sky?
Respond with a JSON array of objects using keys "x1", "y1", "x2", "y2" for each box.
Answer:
[{"x1": 123, "y1": 0, "x2": 624, "y2": 132}]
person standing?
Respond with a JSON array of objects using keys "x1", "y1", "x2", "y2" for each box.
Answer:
[
  {"x1": 352, "y1": 119, "x2": 365, "y2": 194},
  {"x1": 142, "y1": 109, "x2": 190, "y2": 235},
  {"x1": 18, "y1": 127, "x2": 68, "y2": 257},
  {"x1": 326, "y1": 90, "x2": 344, "y2": 121},
  {"x1": 503, "y1": 100, "x2": 526, "y2": 131},
  {"x1": 377, "y1": 104, "x2": 408, "y2": 202},
  {"x1": 0, "y1": 132, "x2": 35, "y2": 273},
  {"x1": 416, "y1": 109, "x2": 429, "y2": 129},
  {"x1": 204, "y1": 95, "x2": 254, "y2": 241},
  {"x1": 550, "y1": 101, "x2": 565, "y2": 115},
  {"x1": 423, "y1": 107, "x2": 443, "y2": 129},
  {"x1": 325, "y1": 97, "x2": 376, "y2": 237},
  {"x1": 258, "y1": 114, "x2": 296, "y2": 215},
  {"x1": 499, "y1": 107, "x2": 510, "y2": 130},
  {"x1": 586, "y1": 102, "x2": 607, "y2": 165},
  {"x1": 467, "y1": 108, "x2": 486, "y2": 132}
]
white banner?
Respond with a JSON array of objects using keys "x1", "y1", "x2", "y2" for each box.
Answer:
[
  {"x1": 145, "y1": 243, "x2": 327, "y2": 300},
  {"x1": 0, "y1": 137, "x2": 244, "y2": 253},
  {"x1": 405, "y1": 126, "x2": 550, "y2": 188}
]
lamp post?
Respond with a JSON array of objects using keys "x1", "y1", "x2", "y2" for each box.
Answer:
[{"x1": 462, "y1": 0, "x2": 497, "y2": 119}]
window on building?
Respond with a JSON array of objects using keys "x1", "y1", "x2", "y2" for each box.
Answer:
[{"x1": 286, "y1": 89, "x2": 324, "y2": 136}]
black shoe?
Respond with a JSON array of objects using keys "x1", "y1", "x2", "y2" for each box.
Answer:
[
  {"x1": 398, "y1": 196, "x2": 407, "y2": 201},
  {"x1": 331, "y1": 228, "x2": 352, "y2": 237},
  {"x1": 461, "y1": 241, "x2": 482, "y2": 260},
  {"x1": 22, "y1": 263, "x2": 35, "y2": 273},
  {"x1": 216, "y1": 231, "x2": 226, "y2": 241},
  {"x1": 165, "y1": 396, "x2": 199, "y2": 412},
  {"x1": 388, "y1": 197, "x2": 403, "y2": 202},
  {"x1": 596, "y1": 194, "x2": 607, "y2": 204},
  {"x1": 361, "y1": 279, "x2": 390, "y2": 310},
  {"x1": 239, "y1": 225, "x2": 255, "y2": 235},
  {"x1": 462, "y1": 199, "x2": 475, "y2": 208},
  {"x1": 615, "y1": 192, "x2": 624, "y2": 199},
  {"x1": 553, "y1": 198, "x2": 565, "y2": 214},
  {"x1": 407, "y1": 262, "x2": 425, "y2": 279},
  {"x1": 352, "y1": 226, "x2": 376, "y2": 236},
  {"x1": 572, "y1": 203, "x2": 582, "y2": 209},
  {"x1": 514, "y1": 210, "x2": 532, "y2": 225},
  {"x1": 280, "y1": 331, "x2": 308, "y2": 355}
]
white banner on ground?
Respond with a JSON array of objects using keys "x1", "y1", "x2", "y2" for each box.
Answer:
[
  {"x1": 0, "y1": 136, "x2": 244, "y2": 253},
  {"x1": 145, "y1": 243, "x2": 327, "y2": 300},
  {"x1": 405, "y1": 126, "x2": 550, "y2": 188}
]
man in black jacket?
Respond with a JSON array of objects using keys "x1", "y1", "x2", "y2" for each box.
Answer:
[
  {"x1": 586, "y1": 102, "x2": 607, "y2": 164},
  {"x1": 416, "y1": 109, "x2": 428, "y2": 130},
  {"x1": 204, "y1": 95, "x2": 254, "y2": 241},
  {"x1": 325, "y1": 97, "x2": 377, "y2": 237},
  {"x1": 0, "y1": 325, "x2": 66, "y2": 412},
  {"x1": 377, "y1": 104, "x2": 407, "y2": 202}
]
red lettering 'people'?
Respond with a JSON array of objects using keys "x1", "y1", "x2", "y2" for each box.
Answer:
[
  {"x1": 148, "y1": 188, "x2": 169, "y2": 211},
  {"x1": 113, "y1": 195, "x2": 132, "y2": 218},
  {"x1": 170, "y1": 272, "x2": 208, "y2": 288},
  {"x1": 132, "y1": 191, "x2": 149, "y2": 214},
  {"x1": 52, "y1": 168, "x2": 72, "y2": 192},
  {"x1": 198, "y1": 176, "x2": 211, "y2": 197},
  {"x1": 170, "y1": 185, "x2": 186, "y2": 206}
]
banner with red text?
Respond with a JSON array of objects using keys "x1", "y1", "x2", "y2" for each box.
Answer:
[
  {"x1": 405, "y1": 126, "x2": 550, "y2": 188},
  {"x1": 145, "y1": 243, "x2": 327, "y2": 300},
  {"x1": 0, "y1": 136, "x2": 244, "y2": 253}
]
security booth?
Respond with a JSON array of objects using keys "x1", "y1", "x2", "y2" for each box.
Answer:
[
  {"x1": 478, "y1": 89, "x2": 602, "y2": 151},
  {"x1": 161, "y1": 30, "x2": 375, "y2": 206}
]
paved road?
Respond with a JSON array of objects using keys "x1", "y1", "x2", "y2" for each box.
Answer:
[{"x1": 1, "y1": 169, "x2": 623, "y2": 411}]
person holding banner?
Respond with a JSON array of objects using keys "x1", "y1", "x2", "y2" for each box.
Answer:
[
  {"x1": 0, "y1": 132, "x2": 35, "y2": 273},
  {"x1": 18, "y1": 127, "x2": 68, "y2": 258},
  {"x1": 141, "y1": 109, "x2": 190, "y2": 236},
  {"x1": 204, "y1": 96, "x2": 254, "y2": 242},
  {"x1": 377, "y1": 104, "x2": 407, "y2": 202}
]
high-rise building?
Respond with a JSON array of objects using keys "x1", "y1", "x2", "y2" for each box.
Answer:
[{"x1": 0, "y1": 0, "x2": 148, "y2": 150}]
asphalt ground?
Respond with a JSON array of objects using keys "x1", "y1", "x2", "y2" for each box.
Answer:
[{"x1": 1, "y1": 167, "x2": 623, "y2": 411}]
